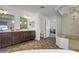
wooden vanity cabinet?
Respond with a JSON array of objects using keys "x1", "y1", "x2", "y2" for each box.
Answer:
[
  {"x1": 30, "y1": 31, "x2": 35, "y2": 40},
  {"x1": 12, "y1": 32, "x2": 23, "y2": 44},
  {"x1": 0, "y1": 33, "x2": 2, "y2": 48},
  {"x1": 1, "y1": 32, "x2": 12, "y2": 48},
  {"x1": 0, "y1": 31, "x2": 35, "y2": 48},
  {"x1": 23, "y1": 31, "x2": 30, "y2": 41}
]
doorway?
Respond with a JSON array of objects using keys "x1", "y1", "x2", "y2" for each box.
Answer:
[{"x1": 40, "y1": 16, "x2": 50, "y2": 38}]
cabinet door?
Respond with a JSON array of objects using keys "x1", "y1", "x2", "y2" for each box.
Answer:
[
  {"x1": 13, "y1": 32, "x2": 22, "y2": 44},
  {"x1": 0, "y1": 33, "x2": 2, "y2": 48},
  {"x1": 30, "y1": 31, "x2": 35, "y2": 40},
  {"x1": 24, "y1": 31, "x2": 30, "y2": 41},
  {"x1": 69, "y1": 40, "x2": 79, "y2": 51},
  {"x1": 19, "y1": 32, "x2": 24, "y2": 43},
  {"x1": 1, "y1": 32, "x2": 12, "y2": 48}
]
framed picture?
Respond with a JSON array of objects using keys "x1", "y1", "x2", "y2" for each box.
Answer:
[{"x1": 29, "y1": 21, "x2": 35, "y2": 28}]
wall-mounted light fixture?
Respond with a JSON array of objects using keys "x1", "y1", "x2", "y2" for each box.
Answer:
[
  {"x1": 71, "y1": 11, "x2": 79, "y2": 22},
  {"x1": 23, "y1": 16, "x2": 31, "y2": 20},
  {"x1": 27, "y1": 16, "x2": 31, "y2": 19},
  {"x1": 0, "y1": 9, "x2": 7, "y2": 14}
]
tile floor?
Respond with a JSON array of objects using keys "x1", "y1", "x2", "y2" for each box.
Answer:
[{"x1": 0, "y1": 37, "x2": 59, "y2": 53}]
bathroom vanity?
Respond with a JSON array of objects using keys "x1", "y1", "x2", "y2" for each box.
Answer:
[
  {"x1": 0, "y1": 13, "x2": 36, "y2": 48},
  {"x1": 0, "y1": 30, "x2": 35, "y2": 48}
]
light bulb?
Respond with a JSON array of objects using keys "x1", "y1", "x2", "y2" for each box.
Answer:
[
  {"x1": 0, "y1": 10, "x2": 3, "y2": 14},
  {"x1": 4, "y1": 11, "x2": 7, "y2": 14},
  {"x1": 12, "y1": 20, "x2": 15, "y2": 24},
  {"x1": 24, "y1": 22, "x2": 27, "y2": 24},
  {"x1": 24, "y1": 16, "x2": 31, "y2": 19},
  {"x1": 20, "y1": 21, "x2": 22, "y2": 24},
  {"x1": 27, "y1": 16, "x2": 31, "y2": 19}
]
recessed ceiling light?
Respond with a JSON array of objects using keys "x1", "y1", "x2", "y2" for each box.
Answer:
[{"x1": 40, "y1": 6, "x2": 45, "y2": 8}]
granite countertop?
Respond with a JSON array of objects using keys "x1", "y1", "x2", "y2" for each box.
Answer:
[
  {"x1": 59, "y1": 34, "x2": 79, "y2": 41},
  {"x1": 68, "y1": 36, "x2": 79, "y2": 41},
  {"x1": 58, "y1": 35, "x2": 68, "y2": 38},
  {"x1": 0, "y1": 29, "x2": 35, "y2": 33}
]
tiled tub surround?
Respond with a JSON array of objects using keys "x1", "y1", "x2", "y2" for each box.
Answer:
[
  {"x1": 0, "y1": 38, "x2": 59, "y2": 53},
  {"x1": 57, "y1": 34, "x2": 79, "y2": 52},
  {"x1": 68, "y1": 35, "x2": 79, "y2": 51}
]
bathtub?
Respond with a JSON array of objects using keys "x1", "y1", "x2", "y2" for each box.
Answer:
[
  {"x1": 13, "y1": 49, "x2": 77, "y2": 53},
  {"x1": 56, "y1": 36, "x2": 69, "y2": 49}
]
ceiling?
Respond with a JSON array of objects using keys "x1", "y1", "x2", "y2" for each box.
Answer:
[
  {"x1": 57, "y1": 5, "x2": 79, "y2": 15},
  {"x1": 9, "y1": 5, "x2": 61, "y2": 16},
  {"x1": 1, "y1": 5, "x2": 78, "y2": 16}
]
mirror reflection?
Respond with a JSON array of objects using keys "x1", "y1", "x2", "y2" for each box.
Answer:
[
  {"x1": 20, "y1": 17, "x2": 27, "y2": 29},
  {"x1": 0, "y1": 14, "x2": 14, "y2": 31}
]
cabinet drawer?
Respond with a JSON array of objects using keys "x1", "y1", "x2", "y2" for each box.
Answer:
[
  {"x1": 30, "y1": 31, "x2": 35, "y2": 40},
  {"x1": 0, "y1": 35, "x2": 1, "y2": 48},
  {"x1": 69, "y1": 40, "x2": 79, "y2": 51}
]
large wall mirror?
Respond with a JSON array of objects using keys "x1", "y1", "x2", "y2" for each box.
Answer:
[
  {"x1": 0, "y1": 14, "x2": 14, "y2": 31},
  {"x1": 20, "y1": 17, "x2": 27, "y2": 29}
]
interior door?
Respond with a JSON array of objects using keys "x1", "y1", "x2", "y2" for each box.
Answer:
[
  {"x1": 40, "y1": 16, "x2": 50, "y2": 38},
  {"x1": 46, "y1": 19, "x2": 50, "y2": 38}
]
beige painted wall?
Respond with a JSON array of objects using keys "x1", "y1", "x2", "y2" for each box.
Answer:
[
  {"x1": 57, "y1": 13, "x2": 62, "y2": 36},
  {"x1": 61, "y1": 12, "x2": 79, "y2": 35}
]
